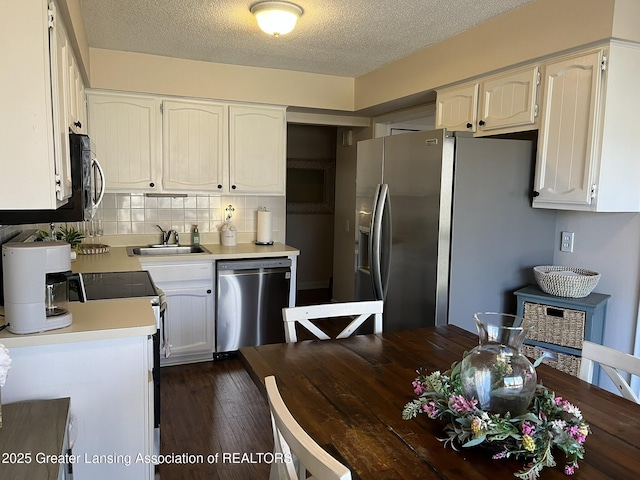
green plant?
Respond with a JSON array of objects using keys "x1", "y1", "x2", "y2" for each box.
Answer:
[{"x1": 37, "y1": 225, "x2": 85, "y2": 247}]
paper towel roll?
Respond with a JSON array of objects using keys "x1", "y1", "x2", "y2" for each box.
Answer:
[{"x1": 257, "y1": 209, "x2": 273, "y2": 244}]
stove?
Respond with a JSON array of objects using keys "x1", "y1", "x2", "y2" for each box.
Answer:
[{"x1": 80, "y1": 271, "x2": 159, "y2": 301}]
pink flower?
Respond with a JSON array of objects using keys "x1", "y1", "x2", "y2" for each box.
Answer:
[
  {"x1": 492, "y1": 450, "x2": 509, "y2": 460},
  {"x1": 554, "y1": 396, "x2": 567, "y2": 406},
  {"x1": 423, "y1": 401, "x2": 439, "y2": 419},
  {"x1": 521, "y1": 421, "x2": 536, "y2": 436},
  {"x1": 564, "y1": 463, "x2": 578, "y2": 475},
  {"x1": 449, "y1": 395, "x2": 478, "y2": 413},
  {"x1": 412, "y1": 380, "x2": 425, "y2": 395},
  {"x1": 566, "y1": 425, "x2": 587, "y2": 444}
]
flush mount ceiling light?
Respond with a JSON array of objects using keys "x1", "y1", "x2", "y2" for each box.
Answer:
[{"x1": 251, "y1": 1, "x2": 303, "y2": 37}]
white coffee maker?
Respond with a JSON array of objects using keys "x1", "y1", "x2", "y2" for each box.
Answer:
[{"x1": 2, "y1": 242, "x2": 85, "y2": 334}]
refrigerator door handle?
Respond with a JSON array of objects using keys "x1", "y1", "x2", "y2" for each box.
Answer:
[{"x1": 370, "y1": 184, "x2": 389, "y2": 301}]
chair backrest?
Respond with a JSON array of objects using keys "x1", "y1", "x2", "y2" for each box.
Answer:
[
  {"x1": 579, "y1": 340, "x2": 640, "y2": 404},
  {"x1": 282, "y1": 300, "x2": 383, "y2": 343},
  {"x1": 265, "y1": 376, "x2": 352, "y2": 480}
]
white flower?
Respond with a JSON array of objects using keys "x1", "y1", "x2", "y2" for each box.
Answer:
[
  {"x1": 550, "y1": 419, "x2": 567, "y2": 432},
  {"x1": 564, "y1": 403, "x2": 582, "y2": 419},
  {"x1": 0, "y1": 344, "x2": 11, "y2": 387}
]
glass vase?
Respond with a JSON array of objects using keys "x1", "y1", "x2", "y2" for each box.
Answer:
[{"x1": 459, "y1": 312, "x2": 537, "y2": 416}]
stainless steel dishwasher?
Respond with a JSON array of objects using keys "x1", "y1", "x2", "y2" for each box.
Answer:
[{"x1": 215, "y1": 257, "x2": 291, "y2": 357}]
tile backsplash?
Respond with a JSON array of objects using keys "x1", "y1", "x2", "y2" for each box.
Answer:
[{"x1": 33, "y1": 194, "x2": 285, "y2": 245}]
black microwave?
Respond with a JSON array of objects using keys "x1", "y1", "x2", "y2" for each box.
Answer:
[{"x1": 0, "y1": 134, "x2": 105, "y2": 225}]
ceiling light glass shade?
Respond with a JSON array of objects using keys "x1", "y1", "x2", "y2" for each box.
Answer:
[{"x1": 251, "y1": 1, "x2": 303, "y2": 36}]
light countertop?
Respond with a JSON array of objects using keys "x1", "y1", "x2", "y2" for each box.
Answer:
[
  {"x1": 1, "y1": 242, "x2": 299, "y2": 349},
  {"x1": 71, "y1": 242, "x2": 299, "y2": 273},
  {"x1": 0, "y1": 298, "x2": 156, "y2": 348}
]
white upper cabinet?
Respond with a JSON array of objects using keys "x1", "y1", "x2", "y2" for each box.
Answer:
[
  {"x1": 435, "y1": 82, "x2": 479, "y2": 132},
  {"x1": 229, "y1": 105, "x2": 286, "y2": 194},
  {"x1": 534, "y1": 44, "x2": 640, "y2": 212},
  {"x1": 436, "y1": 65, "x2": 540, "y2": 136},
  {"x1": 162, "y1": 99, "x2": 228, "y2": 192},
  {"x1": 68, "y1": 51, "x2": 86, "y2": 134},
  {"x1": 87, "y1": 91, "x2": 287, "y2": 195},
  {"x1": 477, "y1": 66, "x2": 539, "y2": 135},
  {"x1": 87, "y1": 91, "x2": 160, "y2": 192},
  {"x1": 49, "y1": 0, "x2": 72, "y2": 202},
  {"x1": 0, "y1": 0, "x2": 72, "y2": 209}
]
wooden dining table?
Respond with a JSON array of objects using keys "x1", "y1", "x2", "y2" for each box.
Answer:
[{"x1": 240, "y1": 325, "x2": 640, "y2": 479}]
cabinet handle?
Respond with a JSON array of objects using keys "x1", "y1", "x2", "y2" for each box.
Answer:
[
  {"x1": 532, "y1": 191, "x2": 540, "y2": 197},
  {"x1": 231, "y1": 185, "x2": 237, "y2": 190},
  {"x1": 206, "y1": 289, "x2": 212, "y2": 294},
  {"x1": 466, "y1": 123, "x2": 472, "y2": 129},
  {"x1": 217, "y1": 184, "x2": 223, "y2": 189},
  {"x1": 149, "y1": 182, "x2": 155, "y2": 188},
  {"x1": 478, "y1": 120, "x2": 486, "y2": 126},
  {"x1": 74, "y1": 121, "x2": 82, "y2": 128}
]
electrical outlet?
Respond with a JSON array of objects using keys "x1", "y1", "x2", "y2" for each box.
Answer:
[{"x1": 560, "y1": 231, "x2": 575, "y2": 253}]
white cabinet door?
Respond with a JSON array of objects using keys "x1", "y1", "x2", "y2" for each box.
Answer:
[
  {"x1": 67, "y1": 51, "x2": 86, "y2": 133},
  {"x1": 87, "y1": 92, "x2": 160, "y2": 192},
  {"x1": 143, "y1": 261, "x2": 215, "y2": 366},
  {"x1": 229, "y1": 105, "x2": 286, "y2": 194},
  {"x1": 49, "y1": 0, "x2": 72, "y2": 202},
  {"x1": 162, "y1": 99, "x2": 228, "y2": 192},
  {"x1": 161, "y1": 286, "x2": 214, "y2": 364},
  {"x1": 534, "y1": 50, "x2": 603, "y2": 207},
  {"x1": 435, "y1": 65, "x2": 539, "y2": 136},
  {"x1": 476, "y1": 65, "x2": 539, "y2": 135},
  {"x1": 435, "y1": 82, "x2": 479, "y2": 132}
]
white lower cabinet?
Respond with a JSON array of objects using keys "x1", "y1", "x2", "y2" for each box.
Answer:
[
  {"x1": 143, "y1": 262, "x2": 215, "y2": 366},
  {"x1": 3, "y1": 336, "x2": 154, "y2": 480}
]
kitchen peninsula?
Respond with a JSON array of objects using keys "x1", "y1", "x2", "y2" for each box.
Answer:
[{"x1": 0, "y1": 241, "x2": 299, "y2": 480}]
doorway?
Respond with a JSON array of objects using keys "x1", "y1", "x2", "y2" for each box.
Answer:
[{"x1": 286, "y1": 124, "x2": 337, "y2": 303}]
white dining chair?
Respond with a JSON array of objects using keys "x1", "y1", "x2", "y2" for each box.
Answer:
[
  {"x1": 282, "y1": 301, "x2": 383, "y2": 343},
  {"x1": 579, "y1": 340, "x2": 640, "y2": 404},
  {"x1": 265, "y1": 375, "x2": 352, "y2": 480}
]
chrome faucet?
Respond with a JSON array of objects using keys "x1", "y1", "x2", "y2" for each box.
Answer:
[{"x1": 156, "y1": 225, "x2": 179, "y2": 246}]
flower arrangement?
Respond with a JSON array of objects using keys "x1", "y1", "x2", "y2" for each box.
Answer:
[{"x1": 402, "y1": 358, "x2": 589, "y2": 479}]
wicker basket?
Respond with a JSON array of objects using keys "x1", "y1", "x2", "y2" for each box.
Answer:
[
  {"x1": 523, "y1": 302, "x2": 585, "y2": 349},
  {"x1": 522, "y1": 344, "x2": 581, "y2": 377},
  {"x1": 76, "y1": 244, "x2": 110, "y2": 255},
  {"x1": 533, "y1": 266, "x2": 600, "y2": 298}
]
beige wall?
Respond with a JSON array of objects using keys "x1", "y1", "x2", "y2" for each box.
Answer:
[
  {"x1": 89, "y1": 48, "x2": 355, "y2": 111},
  {"x1": 613, "y1": 0, "x2": 640, "y2": 42},
  {"x1": 354, "y1": 0, "x2": 616, "y2": 110}
]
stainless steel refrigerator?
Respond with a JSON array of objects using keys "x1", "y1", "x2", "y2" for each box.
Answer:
[{"x1": 355, "y1": 129, "x2": 556, "y2": 333}]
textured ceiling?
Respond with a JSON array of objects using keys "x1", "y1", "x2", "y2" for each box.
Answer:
[{"x1": 79, "y1": 0, "x2": 533, "y2": 78}]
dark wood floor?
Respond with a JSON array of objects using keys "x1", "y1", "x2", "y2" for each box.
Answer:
[{"x1": 158, "y1": 288, "x2": 331, "y2": 479}]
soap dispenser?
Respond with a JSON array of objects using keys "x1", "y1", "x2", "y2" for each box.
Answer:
[{"x1": 191, "y1": 225, "x2": 200, "y2": 247}]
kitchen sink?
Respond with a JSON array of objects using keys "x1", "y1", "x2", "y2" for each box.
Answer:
[{"x1": 126, "y1": 245, "x2": 211, "y2": 256}]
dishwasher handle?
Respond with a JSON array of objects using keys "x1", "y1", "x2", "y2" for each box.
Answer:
[{"x1": 216, "y1": 258, "x2": 291, "y2": 271}]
